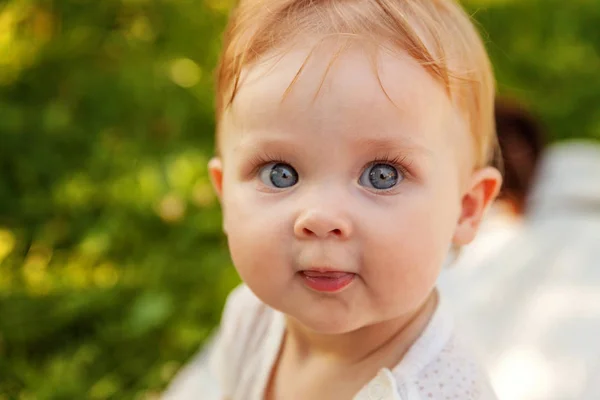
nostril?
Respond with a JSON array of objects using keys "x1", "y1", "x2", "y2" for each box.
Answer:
[
  {"x1": 331, "y1": 229, "x2": 342, "y2": 236},
  {"x1": 303, "y1": 228, "x2": 313, "y2": 236}
]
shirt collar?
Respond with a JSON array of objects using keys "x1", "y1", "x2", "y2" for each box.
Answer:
[{"x1": 353, "y1": 368, "x2": 404, "y2": 400}]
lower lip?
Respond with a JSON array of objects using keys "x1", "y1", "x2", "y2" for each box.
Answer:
[{"x1": 300, "y1": 271, "x2": 356, "y2": 293}]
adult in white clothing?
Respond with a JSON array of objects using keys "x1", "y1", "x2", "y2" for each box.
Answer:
[{"x1": 440, "y1": 141, "x2": 600, "y2": 400}]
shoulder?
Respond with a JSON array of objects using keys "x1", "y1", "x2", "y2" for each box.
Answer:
[
  {"x1": 163, "y1": 285, "x2": 275, "y2": 400},
  {"x1": 405, "y1": 334, "x2": 497, "y2": 399},
  {"x1": 209, "y1": 284, "x2": 280, "y2": 391},
  {"x1": 219, "y1": 283, "x2": 275, "y2": 344},
  {"x1": 215, "y1": 284, "x2": 277, "y2": 361},
  {"x1": 388, "y1": 296, "x2": 498, "y2": 399},
  {"x1": 356, "y1": 339, "x2": 497, "y2": 400}
]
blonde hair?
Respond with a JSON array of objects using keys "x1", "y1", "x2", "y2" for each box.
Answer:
[{"x1": 215, "y1": 0, "x2": 500, "y2": 168}]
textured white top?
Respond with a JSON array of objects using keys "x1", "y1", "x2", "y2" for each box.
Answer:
[{"x1": 163, "y1": 285, "x2": 497, "y2": 400}]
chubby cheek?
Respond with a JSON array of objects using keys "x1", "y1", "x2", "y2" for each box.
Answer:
[
  {"x1": 362, "y1": 195, "x2": 456, "y2": 315},
  {"x1": 222, "y1": 186, "x2": 292, "y2": 300}
]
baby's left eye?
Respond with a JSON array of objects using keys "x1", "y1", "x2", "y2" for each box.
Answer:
[{"x1": 359, "y1": 163, "x2": 403, "y2": 190}]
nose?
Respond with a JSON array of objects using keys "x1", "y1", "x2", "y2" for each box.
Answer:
[{"x1": 294, "y1": 209, "x2": 352, "y2": 240}]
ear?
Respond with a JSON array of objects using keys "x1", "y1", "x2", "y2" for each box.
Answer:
[
  {"x1": 452, "y1": 167, "x2": 503, "y2": 246},
  {"x1": 208, "y1": 157, "x2": 224, "y2": 201},
  {"x1": 208, "y1": 157, "x2": 229, "y2": 235}
]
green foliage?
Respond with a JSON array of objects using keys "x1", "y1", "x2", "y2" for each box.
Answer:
[
  {"x1": 0, "y1": 0, "x2": 238, "y2": 398},
  {"x1": 465, "y1": 0, "x2": 600, "y2": 142},
  {"x1": 0, "y1": 0, "x2": 598, "y2": 398}
]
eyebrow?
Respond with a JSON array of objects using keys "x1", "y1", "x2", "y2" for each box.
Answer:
[
  {"x1": 353, "y1": 137, "x2": 433, "y2": 158},
  {"x1": 233, "y1": 136, "x2": 300, "y2": 155},
  {"x1": 232, "y1": 135, "x2": 433, "y2": 160}
]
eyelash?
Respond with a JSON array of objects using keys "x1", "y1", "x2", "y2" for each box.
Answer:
[
  {"x1": 248, "y1": 152, "x2": 290, "y2": 175},
  {"x1": 361, "y1": 154, "x2": 411, "y2": 178},
  {"x1": 248, "y1": 152, "x2": 412, "y2": 178}
]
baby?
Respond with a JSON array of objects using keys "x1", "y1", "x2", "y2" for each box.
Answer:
[{"x1": 196, "y1": 0, "x2": 502, "y2": 398}]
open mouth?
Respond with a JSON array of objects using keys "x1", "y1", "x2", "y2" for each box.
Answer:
[{"x1": 299, "y1": 270, "x2": 356, "y2": 293}]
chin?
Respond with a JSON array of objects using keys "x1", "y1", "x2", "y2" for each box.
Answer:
[{"x1": 291, "y1": 307, "x2": 364, "y2": 335}]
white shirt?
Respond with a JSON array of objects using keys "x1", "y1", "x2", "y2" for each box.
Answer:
[
  {"x1": 163, "y1": 285, "x2": 497, "y2": 400},
  {"x1": 439, "y1": 141, "x2": 600, "y2": 400}
]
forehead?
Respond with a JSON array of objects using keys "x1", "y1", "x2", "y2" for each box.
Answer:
[{"x1": 220, "y1": 40, "x2": 470, "y2": 166}]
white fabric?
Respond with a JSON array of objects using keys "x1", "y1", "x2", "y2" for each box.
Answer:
[
  {"x1": 163, "y1": 284, "x2": 497, "y2": 400},
  {"x1": 161, "y1": 334, "x2": 221, "y2": 400},
  {"x1": 438, "y1": 141, "x2": 600, "y2": 400},
  {"x1": 527, "y1": 140, "x2": 600, "y2": 217}
]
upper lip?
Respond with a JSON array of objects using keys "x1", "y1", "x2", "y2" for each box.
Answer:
[
  {"x1": 301, "y1": 267, "x2": 354, "y2": 275},
  {"x1": 303, "y1": 267, "x2": 344, "y2": 272}
]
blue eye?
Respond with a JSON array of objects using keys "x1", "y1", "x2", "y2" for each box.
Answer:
[
  {"x1": 359, "y1": 163, "x2": 402, "y2": 190},
  {"x1": 259, "y1": 162, "x2": 298, "y2": 188}
]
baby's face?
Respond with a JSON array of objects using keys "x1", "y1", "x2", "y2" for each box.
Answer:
[{"x1": 212, "y1": 42, "x2": 478, "y2": 333}]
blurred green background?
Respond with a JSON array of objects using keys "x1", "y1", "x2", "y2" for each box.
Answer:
[{"x1": 0, "y1": 0, "x2": 598, "y2": 398}]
